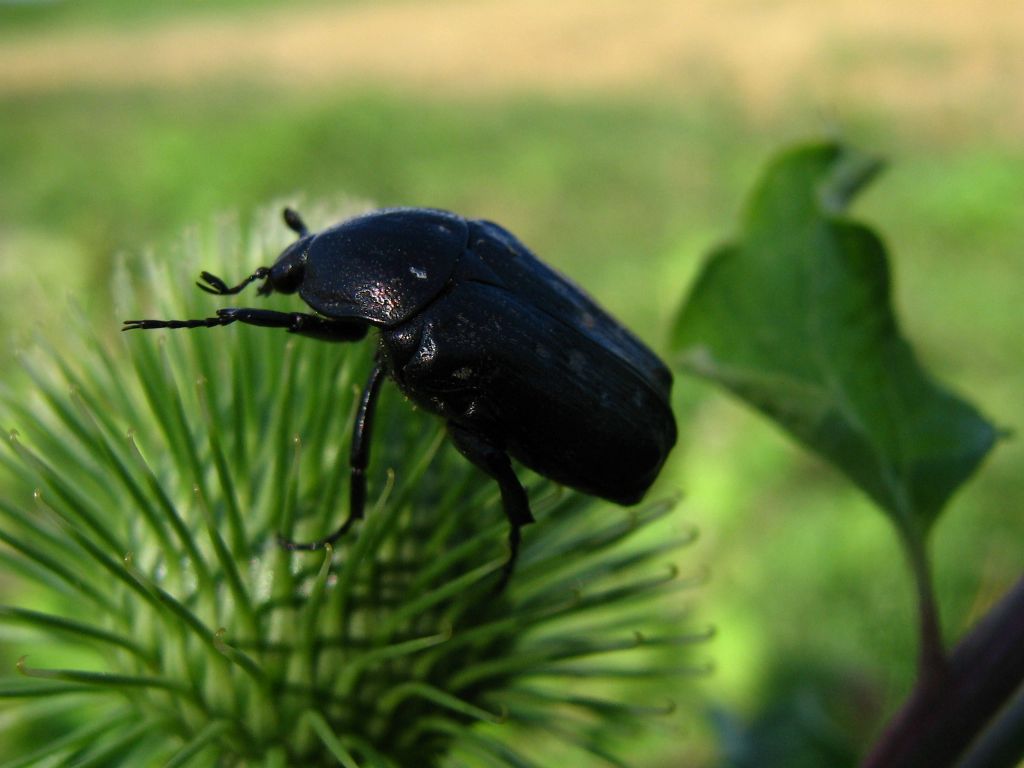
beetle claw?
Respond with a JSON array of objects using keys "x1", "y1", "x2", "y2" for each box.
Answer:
[
  {"x1": 122, "y1": 319, "x2": 166, "y2": 331},
  {"x1": 197, "y1": 271, "x2": 231, "y2": 295}
]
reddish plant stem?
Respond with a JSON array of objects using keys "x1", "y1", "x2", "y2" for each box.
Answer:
[
  {"x1": 906, "y1": 534, "x2": 948, "y2": 687},
  {"x1": 861, "y1": 573, "x2": 1024, "y2": 768}
]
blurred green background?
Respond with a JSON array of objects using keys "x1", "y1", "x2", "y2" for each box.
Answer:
[{"x1": 1, "y1": 0, "x2": 1021, "y2": 765}]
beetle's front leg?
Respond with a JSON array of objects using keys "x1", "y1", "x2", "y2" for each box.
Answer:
[
  {"x1": 447, "y1": 424, "x2": 535, "y2": 591},
  {"x1": 124, "y1": 308, "x2": 367, "y2": 342}
]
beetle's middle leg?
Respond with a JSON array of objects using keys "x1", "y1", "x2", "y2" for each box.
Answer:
[
  {"x1": 447, "y1": 424, "x2": 535, "y2": 590},
  {"x1": 279, "y1": 362, "x2": 385, "y2": 551}
]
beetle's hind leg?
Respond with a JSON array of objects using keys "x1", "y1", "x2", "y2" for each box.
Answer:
[
  {"x1": 447, "y1": 424, "x2": 535, "y2": 592},
  {"x1": 278, "y1": 363, "x2": 385, "y2": 551}
]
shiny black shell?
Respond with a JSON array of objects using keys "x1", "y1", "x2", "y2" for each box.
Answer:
[
  {"x1": 300, "y1": 208, "x2": 465, "y2": 325},
  {"x1": 305, "y1": 208, "x2": 677, "y2": 505}
]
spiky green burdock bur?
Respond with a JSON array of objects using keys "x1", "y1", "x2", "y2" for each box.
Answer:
[{"x1": 0, "y1": 209, "x2": 706, "y2": 768}]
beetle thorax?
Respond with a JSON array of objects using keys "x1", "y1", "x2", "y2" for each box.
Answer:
[{"x1": 297, "y1": 209, "x2": 466, "y2": 326}]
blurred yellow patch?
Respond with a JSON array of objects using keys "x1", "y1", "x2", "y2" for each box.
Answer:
[{"x1": 1, "y1": 0, "x2": 1021, "y2": 131}]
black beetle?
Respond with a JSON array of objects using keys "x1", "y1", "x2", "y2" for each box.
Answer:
[{"x1": 124, "y1": 207, "x2": 677, "y2": 585}]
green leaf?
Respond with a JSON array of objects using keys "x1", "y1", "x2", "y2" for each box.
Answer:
[{"x1": 672, "y1": 141, "x2": 998, "y2": 538}]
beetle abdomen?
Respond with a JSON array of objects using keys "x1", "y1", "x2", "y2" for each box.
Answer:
[
  {"x1": 467, "y1": 220, "x2": 673, "y2": 400},
  {"x1": 384, "y1": 281, "x2": 676, "y2": 505}
]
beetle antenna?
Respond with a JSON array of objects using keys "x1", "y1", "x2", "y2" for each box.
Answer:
[
  {"x1": 283, "y1": 207, "x2": 309, "y2": 237},
  {"x1": 196, "y1": 267, "x2": 270, "y2": 296}
]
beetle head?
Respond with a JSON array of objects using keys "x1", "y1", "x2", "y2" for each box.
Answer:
[
  {"x1": 259, "y1": 207, "x2": 313, "y2": 295},
  {"x1": 196, "y1": 208, "x2": 312, "y2": 297}
]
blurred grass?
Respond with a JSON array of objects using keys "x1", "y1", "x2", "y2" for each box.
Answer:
[
  {"x1": 1, "y1": 1, "x2": 1022, "y2": 765},
  {"x1": 0, "y1": 87, "x2": 759, "y2": 351}
]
